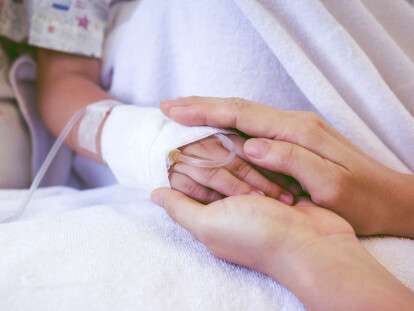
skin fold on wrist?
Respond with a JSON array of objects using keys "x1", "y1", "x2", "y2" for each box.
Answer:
[{"x1": 269, "y1": 234, "x2": 414, "y2": 311}]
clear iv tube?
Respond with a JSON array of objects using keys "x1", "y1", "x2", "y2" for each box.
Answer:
[
  {"x1": 1, "y1": 108, "x2": 86, "y2": 223},
  {"x1": 174, "y1": 133, "x2": 236, "y2": 168},
  {"x1": 0, "y1": 108, "x2": 236, "y2": 223}
]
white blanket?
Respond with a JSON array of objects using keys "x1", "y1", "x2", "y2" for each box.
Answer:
[
  {"x1": 0, "y1": 186, "x2": 413, "y2": 311},
  {"x1": 103, "y1": 0, "x2": 414, "y2": 174},
  {"x1": 2, "y1": 0, "x2": 414, "y2": 310}
]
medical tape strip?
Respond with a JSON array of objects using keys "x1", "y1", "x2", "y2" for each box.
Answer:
[{"x1": 78, "y1": 100, "x2": 120, "y2": 155}]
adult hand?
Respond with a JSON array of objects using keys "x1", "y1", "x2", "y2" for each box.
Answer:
[
  {"x1": 151, "y1": 188, "x2": 414, "y2": 311},
  {"x1": 160, "y1": 96, "x2": 414, "y2": 237}
]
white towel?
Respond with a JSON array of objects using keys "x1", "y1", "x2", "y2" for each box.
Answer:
[
  {"x1": 0, "y1": 186, "x2": 413, "y2": 311},
  {"x1": 0, "y1": 187, "x2": 304, "y2": 311}
]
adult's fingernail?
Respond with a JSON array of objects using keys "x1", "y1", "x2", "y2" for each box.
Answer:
[
  {"x1": 244, "y1": 139, "x2": 270, "y2": 159},
  {"x1": 280, "y1": 192, "x2": 294, "y2": 205}
]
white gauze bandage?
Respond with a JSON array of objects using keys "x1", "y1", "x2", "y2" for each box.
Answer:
[
  {"x1": 1, "y1": 102, "x2": 232, "y2": 223},
  {"x1": 78, "y1": 99, "x2": 120, "y2": 155},
  {"x1": 101, "y1": 105, "x2": 228, "y2": 191}
]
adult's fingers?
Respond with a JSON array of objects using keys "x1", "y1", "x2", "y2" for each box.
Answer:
[
  {"x1": 231, "y1": 135, "x2": 303, "y2": 196},
  {"x1": 161, "y1": 96, "x2": 281, "y2": 137},
  {"x1": 169, "y1": 172, "x2": 224, "y2": 203},
  {"x1": 161, "y1": 96, "x2": 355, "y2": 162},
  {"x1": 243, "y1": 138, "x2": 350, "y2": 203},
  {"x1": 151, "y1": 188, "x2": 206, "y2": 240}
]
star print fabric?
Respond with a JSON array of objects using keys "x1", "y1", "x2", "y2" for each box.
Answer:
[{"x1": 0, "y1": 0, "x2": 122, "y2": 58}]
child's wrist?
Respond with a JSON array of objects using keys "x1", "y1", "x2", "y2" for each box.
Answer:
[{"x1": 76, "y1": 99, "x2": 121, "y2": 163}]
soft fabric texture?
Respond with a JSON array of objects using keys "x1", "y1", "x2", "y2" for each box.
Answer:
[
  {"x1": 0, "y1": 186, "x2": 413, "y2": 311},
  {"x1": 0, "y1": 0, "x2": 130, "y2": 57},
  {"x1": 101, "y1": 104, "x2": 223, "y2": 191},
  {"x1": 103, "y1": 0, "x2": 414, "y2": 174},
  {"x1": 2, "y1": 0, "x2": 413, "y2": 309}
]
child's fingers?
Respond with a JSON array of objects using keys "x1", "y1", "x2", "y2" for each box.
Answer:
[
  {"x1": 169, "y1": 172, "x2": 224, "y2": 204},
  {"x1": 224, "y1": 156, "x2": 293, "y2": 202},
  {"x1": 172, "y1": 163, "x2": 259, "y2": 197},
  {"x1": 178, "y1": 135, "x2": 294, "y2": 204},
  {"x1": 180, "y1": 135, "x2": 229, "y2": 160}
]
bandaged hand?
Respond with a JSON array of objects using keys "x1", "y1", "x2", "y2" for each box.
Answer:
[
  {"x1": 97, "y1": 102, "x2": 296, "y2": 202},
  {"x1": 98, "y1": 102, "x2": 289, "y2": 197},
  {"x1": 169, "y1": 134, "x2": 295, "y2": 204}
]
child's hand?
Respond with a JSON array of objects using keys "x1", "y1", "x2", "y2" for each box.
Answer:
[{"x1": 169, "y1": 135, "x2": 295, "y2": 204}]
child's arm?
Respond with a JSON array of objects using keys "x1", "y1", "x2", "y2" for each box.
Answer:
[
  {"x1": 37, "y1": 48, "x2": 110, "y2": 162},
  {"x1": 37, "y1": 49, "x2": 294, "y2": 201}
]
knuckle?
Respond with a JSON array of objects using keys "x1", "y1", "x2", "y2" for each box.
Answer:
[
  {"x1": 204, "y1": 168, "x2": 221, "y2": 185},
  {"x1": 278, "y1": 143, "x2": 297, "y2": 169},
  {"x1": 296, "y1": 112, "x2": 325, "y2": 143},
  {"x1": 313, "y1": 170, "x2": 349, "y2": 206},
  {"x1": 172, "y1": 173, "x2": 201, "y2": 197},
  {"x1": 229, "y1": 97, "x2": 249, "y2": 111},
  {"x1": 230, "y1": 160, "x2": 253, "y2": 180},
  {"x1": 183, "y1": 179, "x2": 199, "y2": 195},
  {"x1": 229, "y1": 180, "x2": 251, "y2": 195},
  {"x1": 304, "y1": 112, "x2": 324, "y2": 127}
]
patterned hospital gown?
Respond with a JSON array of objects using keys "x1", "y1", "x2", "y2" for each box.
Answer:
[{"x1": 0, "y1": 0, "x2": 123, "y2": 57}]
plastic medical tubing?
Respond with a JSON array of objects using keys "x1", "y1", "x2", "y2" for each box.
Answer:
[
  {"x1": 1, "y1": 110, "x2": 236, "y2": 223},
  {"x1": 170, "y1": 133, "x2": 236, "y2": 168}
]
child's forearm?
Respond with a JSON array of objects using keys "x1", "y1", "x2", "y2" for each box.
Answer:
[{"x1": 37, "y1": 49, "x2": 110, "y2": 162}]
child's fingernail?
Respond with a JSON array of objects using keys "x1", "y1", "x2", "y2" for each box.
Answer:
[
  {"x1": 280, "y1": 192, "x2": 294, "y2": 205},
  {"x1": 244, "y1": 139, "x2": 270, "y2": 159},
  {"x1": 249, "y1": 190, "x2": 265, "y2": 196}
]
